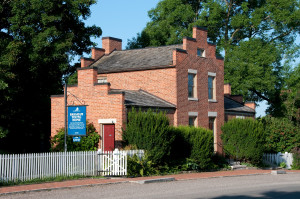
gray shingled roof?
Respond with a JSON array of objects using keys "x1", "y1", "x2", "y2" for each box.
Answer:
[
  {"x1": 109, "y1": 89, "x2": 176, "y2": 109},
  {"x1": 224, "y1": 96, "x2": 255, "y2": 113},
  {"x1": 91, "y1": 44, "x2": 182, "y2": 73}
]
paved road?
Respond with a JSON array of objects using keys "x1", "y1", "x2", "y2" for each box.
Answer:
[{"x1": 2, "y1": 173, "x2": 300, "y2": 199}]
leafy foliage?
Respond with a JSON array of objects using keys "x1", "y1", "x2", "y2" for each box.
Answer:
[
  {"x1": 127, "y1": 0, "x2": 300, "y2": 111},
  {"x1": 278, "y1": 64, "x2": 300, "y2": 123},
  {"x1": 0, "y1": 0, "x2": 101, "y2": 152},
  {"x1": 123, "y1": 108, "x2": 215, "y2": 171},
  {"x1": 221, "y1": 119, "x2": 266, "y2": 165},
  {"x1": 171, "y1": 126, "x2": 214, "y2": 170},
  {"x1": 262, "y1": 116, "x2": 300, "y2": 153},
  {"x1": 50, "y1": 122, "x2": 100, "y2": 152},
  {"x1": 0, "y1": 127, "x2": 8, "y2": 139},
  {"x1": 122, "y1": 108, "x2": 175, "y2": 166},
  {"x1": 291, "y1": 147, "x2": 300, "y2": 170},
  {"x1": 127, "y1": 154, "x2": 158, "y2": 177}
]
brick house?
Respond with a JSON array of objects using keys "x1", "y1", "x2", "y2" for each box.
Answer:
[
  {"x1": 51, "y1": 26, "x2": 224, "y2": 153},
  {"x1": 224, "y1": 84, "x2": 256, "y2": 121}
]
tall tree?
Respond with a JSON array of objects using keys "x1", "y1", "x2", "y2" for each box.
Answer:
[
  {"x1": 0, "y1": 0, "x2": 101, "y2": 152},
  {"x1": 127, "y1": 0, "x2": 300, "y2": 111}
]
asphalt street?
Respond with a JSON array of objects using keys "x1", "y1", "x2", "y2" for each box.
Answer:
[{"x1": 2, "y1": 173, "x2": 300, "y2": 199}]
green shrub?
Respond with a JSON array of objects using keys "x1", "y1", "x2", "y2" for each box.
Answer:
[
  {"x1": 170, "y1": 126, "x2": 214, "y2": 170},
  {"x1": 291, "y1": 147, "x2": 300, "y2": 170},
  {"x1": 122, "y1": 108, "x2": 175, "y2": 165},
  {"x1": 263, "y1": 117, "x2": 300, "y2": 153},
  {"x1": 127, "y1": 154, "x2": 158, "y2": 177},
  {"x1": 50, "y1": 122, "x2": 100, "y2": 151},
  {"x1": 221, "y1": 118, "x2": 265, "y2": 165}
]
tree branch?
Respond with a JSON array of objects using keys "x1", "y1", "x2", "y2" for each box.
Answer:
[
  {"x1": 230, "y1": 28, "x2": 240, "y2": 41},
  {"x1": 270, "y1": 28, "x2": 293, "y2": 42},
  {"x1": 250, "y1": 89, "x2": 272, "y2": 104}
]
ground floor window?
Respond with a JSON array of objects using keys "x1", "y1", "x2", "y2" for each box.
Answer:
[
  {"x1": 209, "y1": 117, "x2": 215, "y2": 132},
  {"x1": 188, "y1": 112, "x2": 198, "y2": 127},
  {"x1": 189, "y1": 116, "x2": 197, "y2": 126}
]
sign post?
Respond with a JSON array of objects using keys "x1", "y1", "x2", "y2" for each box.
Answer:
[{"x1": 68, "y1": 106, "x2": 87, "y2": 136}]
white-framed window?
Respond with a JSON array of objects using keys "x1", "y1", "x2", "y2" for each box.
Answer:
[
  {"x1": 188, "y1": 69, "x2": 197, "y2": 100},
  {"x1": 197, "y1": 48, "x2": 205, "y2": 57},
  {"x1": 208, "y1": 72, "x2": 216, "y2": 101},
  {"x1": 188, "y1": 112, "x2": 198, "y2": 127},
  {"x1": 97, "y1": 76, "x2": 107, "y2": 83},
  {"x1": 208, "y1": 112, "x2": 217, "y2": 152},
  {"x1": 236, "y1": 115, "x2": 245, "y2": 119}
]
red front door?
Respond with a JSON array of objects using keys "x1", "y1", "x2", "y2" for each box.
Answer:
[{"x1": 103, "y1": 124, "x2": 115, "y2": 151}]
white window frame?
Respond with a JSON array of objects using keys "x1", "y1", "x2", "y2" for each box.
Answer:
[
  {"x1": 188, "y1": 69, "x2": 198, "y2": 101},
  {"x1": 208, "y1": 72, "x2": 216, "y2": 101},
  {"x1": 197, "y1": 48, "x2": 205, "y2": 57},
  {"x1": 188, "y1": 112, "x2": 198, "y2": 127}
]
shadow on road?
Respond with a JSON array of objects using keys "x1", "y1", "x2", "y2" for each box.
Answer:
[{"x1": 209, "y1": 191, "x2": 300, "y2": 199}]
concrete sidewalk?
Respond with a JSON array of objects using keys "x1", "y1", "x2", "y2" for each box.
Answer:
[{"x1": 1, "y1": 169, "x2": 299, "y2": 195}]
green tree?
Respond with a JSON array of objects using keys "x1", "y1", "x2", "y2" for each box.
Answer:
[
  {"x1": 127, "y1": 0, "x2": 300, "y2": 110},
  {"x1": 263, "y1": 116, "x2": 300, "y2": 153},
  {"x1": 280, "y1": 64, "x2": 300, "y2": 123},
  {"x1": 0, "y1": 0, "x2": 101, "y2": 152}
]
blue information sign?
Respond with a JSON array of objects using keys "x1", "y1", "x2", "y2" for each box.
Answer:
[{"x1": 68, "y1": 106, "x2": 86, "y2": 136}]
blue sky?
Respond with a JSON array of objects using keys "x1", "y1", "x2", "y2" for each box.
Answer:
[{"x1": 84, "y1": 0, "x2": 300, "y2": 117}]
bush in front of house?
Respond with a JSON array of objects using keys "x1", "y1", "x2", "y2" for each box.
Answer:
[
  {"x1": 123, "y1": 108, "x2": 215, "y2": 173},
  {"x1": 122, "y1": 108, "x2": 175, "y2": 166},
  {"x1": 50, "y1": 122, "x2": 100, "y2": 151},
  {"x1": 262, "y1": 116, "x2": 300, "y2": 153},
  {"x1": 221, "y1": 118, "x2": 265, "y2": 165},
  {"x1": 170, "y1": 126, "x2": 214, "y2": 170}
]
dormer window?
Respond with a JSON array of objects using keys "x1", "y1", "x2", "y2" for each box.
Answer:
[
  {"x1": 97, "y1": 76, "x2": 107, "y2": 83},
  {"x1": 197, "y1": 48, "x2": 205, "y2": 57}
]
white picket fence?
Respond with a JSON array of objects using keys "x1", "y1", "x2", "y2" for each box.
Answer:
[
  {"x1": 125, "y1": 149, "x2": 145, "y2": 159},
  {"x1": 0, "y1": 149, "x2": 144, "y2": 183},
  {"x1": 97, "y1": 149, "x2": 127, "y2": 176},
  {"x1": 263, "y1": 152, "x2": 293, "y2": 169}
]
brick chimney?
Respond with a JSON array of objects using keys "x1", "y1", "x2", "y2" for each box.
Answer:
[
  {"x1": 245, "y1": 102, "x2": 256, "y2": 110},
  {"x1": 80, "y1": 57, "x2": 94, "y2": 68},
  {"x1": 224, "y1": 84, "x2": 231, "y2": 95},
  {"x1": 91, "y1": 47, "x2": 105, "y2": 60},
  {"x1": 102, "y1": 37, "x2": 122, "y2": 55},
  {"x1": 193, "y1": 26, "x2": 208, "y2": 42}
]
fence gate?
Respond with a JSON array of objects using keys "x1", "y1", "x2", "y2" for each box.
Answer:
[{"x1": 97, "y1": 149, "x2": 127, "y2": 176}]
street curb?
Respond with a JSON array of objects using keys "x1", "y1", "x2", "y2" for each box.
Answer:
[
  {"x1": 271, "y1": 170, "x2": 287, "y2": 175},
  {"x1": 0, "y1": 181, "x2": 129, "y2": 196},
  {"x1": 175, "y1": 173, "x2": 271, "y2": 182},
  {"x1": 130, "y1": 177, "x2": 175, "y2": 184}
]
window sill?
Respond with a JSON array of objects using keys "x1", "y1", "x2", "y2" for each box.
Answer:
[
  {"x1": 208, "y1": 99, "x2": 217, "y2": 103},
  {"x1": 188, "y1": 98, "x2": 198, "y2": 101}
]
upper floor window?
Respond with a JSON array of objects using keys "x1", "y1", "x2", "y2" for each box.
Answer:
[
  {"x1": 197, "y1": 48, "x2": 205, "y2": 57},
  {"x1": 188, "y1": 69, "x2": 197, "y2": 100},
  {"x1": 208, "y1": 72, "x2": 216, "y2": 100}
]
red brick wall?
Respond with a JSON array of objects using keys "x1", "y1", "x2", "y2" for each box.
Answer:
[
  {"x1": 104, "y1": 68, "x2": 178, "y2": 125},
  {"x1": 51, "y1": 67, "x2": 125, "y2": 149},
  {"x1": 51, "y1": 95, "x2": 65, "y2": 138},
  {"x1": 175, "y1": 26, "x2": 225, "y2": 154}
]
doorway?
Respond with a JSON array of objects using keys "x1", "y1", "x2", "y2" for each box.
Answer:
[{"x1": 103, "y1": 124, "x2": 115, "y2": 151}]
